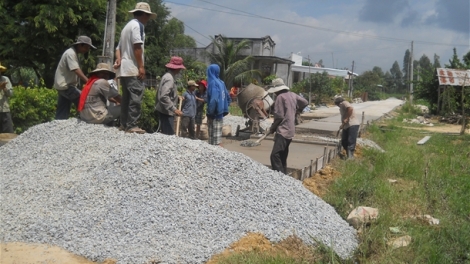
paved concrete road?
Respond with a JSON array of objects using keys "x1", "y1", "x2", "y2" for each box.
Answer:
[
  {"x1": 223, "y1": 98, "x2": 403, "y2": 175},
  {"x1": 297, "y1": 98, "x2": 404, "y2": 136}
]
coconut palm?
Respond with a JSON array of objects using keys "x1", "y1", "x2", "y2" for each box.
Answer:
[{"x1": 207, "y1": 35, "x2": 260, "y2": 87}]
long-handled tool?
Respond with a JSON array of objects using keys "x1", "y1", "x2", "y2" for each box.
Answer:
[
  {"x1": 175, "y1": 97, "x2": 183, "y2": 136},
  {"x1": 240, "y1": 131, "x2": 271, "y2": 147}
]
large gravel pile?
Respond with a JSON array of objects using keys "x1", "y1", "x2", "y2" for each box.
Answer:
[{"x1": 0, "y1": 119, "x2": 357, "y2": 263}]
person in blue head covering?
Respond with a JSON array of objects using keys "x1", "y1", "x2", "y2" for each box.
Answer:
[{"x1": 206, "y1": 64, "x2": 231, "y2": 146}]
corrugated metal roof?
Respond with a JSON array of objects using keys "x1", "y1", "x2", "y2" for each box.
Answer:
[{"x1": 436, "y1": 68, "x2": 470, "y2": 86}]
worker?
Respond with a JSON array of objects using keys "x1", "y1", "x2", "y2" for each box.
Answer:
[
  {"x1": 0, "y1": 62, "x2": 14, "y2": 133},
  {"x1": 195, "y1": 80, "x2": 207, "y2": 139},
  {"x1": 54, "y1": 35, "x2": 96, "y2": 120},
  {"x1": 155, "y1": 56, "x2": 186, "y2": 135},
  {"x1": 114, "y1": 2, "x2": 157, "y2": 134},
  {"x1": 267, "y1": 78, "x2": 308, "y2": 174},
  {"x1": 206, "y1": 64, "x2": 230, "y2": 146},
  {"x1": 229, "y1": 83, "x2": 239, "y2": 102},
  {"x1": 334, "y1": 97, "x2": 360, "y2": 159},
  {"x1": 180, "y1": 80, "x2": 198, "y2": 139},
  {"x1": 78, "y1": 63, "x2": 121, "y2": 126}
]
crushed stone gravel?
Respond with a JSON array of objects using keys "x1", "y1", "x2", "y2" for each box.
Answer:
[{"x1": 0, "y1": 119, "x2": 357, "y2": 263}]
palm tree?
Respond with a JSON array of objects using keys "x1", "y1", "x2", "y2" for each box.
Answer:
[{"x1": 207, "y1": 35, "x2": 260, "y2": 87}]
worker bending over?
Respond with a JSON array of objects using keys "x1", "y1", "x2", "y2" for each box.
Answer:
[{"x1": 334, "y1": 97, "x2": 360, "y2": 159}]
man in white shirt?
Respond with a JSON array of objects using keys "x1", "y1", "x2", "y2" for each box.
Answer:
[
  {"x1": 114, "y1": 2, "x2": 156, "y2": 134},
  {"x1": 335, "y1": 97, "x2": 360, "y2": 159},
  {"x1": 53, "y1": 36, "x2": 96, "y2": 120},
  {"x1": 0, "y1": 62, "x2": 14, "y2": 133}
]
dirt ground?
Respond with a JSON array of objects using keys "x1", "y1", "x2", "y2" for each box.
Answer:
[{"x1": 0, "y1": 243, "x2": 117, "y2": 264}]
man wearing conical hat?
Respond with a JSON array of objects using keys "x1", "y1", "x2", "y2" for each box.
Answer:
[{"x1": 0, "y1": 62, "x2": 14, "y2": 133}]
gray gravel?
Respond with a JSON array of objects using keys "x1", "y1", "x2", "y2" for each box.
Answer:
[
  {"x1": 223, "y1": 115, "x2": 272, "y2": 135},
  {"x1": 0, "y1": 119, "x2": 357, "y2": 263}
]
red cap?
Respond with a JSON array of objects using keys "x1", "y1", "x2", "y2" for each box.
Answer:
[{"x1": 198, "y1": 80, "x2": 207, "y2": 89}]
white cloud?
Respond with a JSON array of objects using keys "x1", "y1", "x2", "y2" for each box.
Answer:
[{"x1": 166, "y1": 0, "x2": 469, "y2": 74}]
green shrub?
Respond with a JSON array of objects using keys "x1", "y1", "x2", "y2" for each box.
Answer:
[
  {"x1": 138, "y1": 88, "x2": 159, "y2": 132},
  {"x1": 9, "y1": 85, "x2": 160, "y2": 134},
  {"x1": 10, "y1": 86, "x2": 58, "y2": 134}
]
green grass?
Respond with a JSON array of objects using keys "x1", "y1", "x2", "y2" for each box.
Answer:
[
  {"x1": 216, "y1": 252, "x2": 310, "y2": 264},
  {"x1": 229, "y1": 103, "x2": 244, "y2": 116},
  {"x1": 324, "y1": 122, "x2": 470, "y2": 263},
  {"x1": 214, "y1": 105, "x2": 470, "y2": 263}
]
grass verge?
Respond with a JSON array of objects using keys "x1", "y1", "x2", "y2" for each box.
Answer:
[{"x1": 214, "y1": 107, "x2": 470, "y2": 263}]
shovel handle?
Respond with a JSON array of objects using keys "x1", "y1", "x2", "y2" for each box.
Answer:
[
  {"x1": 255, "y1": 131, "x2": 271, "y2": 144},
  {"x1": 175, "y1": 97, "x2": 183, "y2": 136}
]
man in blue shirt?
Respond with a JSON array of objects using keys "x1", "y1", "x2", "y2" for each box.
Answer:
[{"x1": 180, "y1": 80, "x2": 198, "y2": 139}]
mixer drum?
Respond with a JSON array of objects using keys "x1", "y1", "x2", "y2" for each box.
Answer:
[{"x1": 237, "y1": 83, "x2": 273, "y2": 116}]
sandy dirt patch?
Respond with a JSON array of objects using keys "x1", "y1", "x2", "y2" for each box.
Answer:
[{"x1": 0, "y1": 243, "x2": 116, "y2": 264}]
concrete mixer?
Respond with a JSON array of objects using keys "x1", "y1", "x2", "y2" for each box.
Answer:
[{"x1": 235, "y1": 83, "x2": 274, "y2": 135}]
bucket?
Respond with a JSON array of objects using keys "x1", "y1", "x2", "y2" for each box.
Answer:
[
  {"x1": 198, "y1": 124, "x2": 209, "y2": 140},
  {"x1": 222, "y1": 125, "x2": 232, "y2": 137}
]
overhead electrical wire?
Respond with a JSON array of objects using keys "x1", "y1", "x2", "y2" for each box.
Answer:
[{"x1": 166, "y1": 0, "x2": 467, "y2": 48}]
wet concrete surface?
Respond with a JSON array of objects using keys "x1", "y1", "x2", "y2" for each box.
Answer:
[
  {"x1": 222, "y1": 99, "x2": 403, "y2": 175},
  {"x1": 222, "y1": 136, "x2": 336, "y2": 171}
]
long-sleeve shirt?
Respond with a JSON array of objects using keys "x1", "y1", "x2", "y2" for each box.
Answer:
[
  {"x1": 155, "y1": 72, "x2": 178, "y2": 116},
  {"x1": 0, "y1": 76, "x2": 13, "y2": 112},
  {"x1": 271, "y1": 91, "x2": 308, "y2": 139},
  {"x1": 182, "y1": 90, "x2": 197, "y2": 118}
]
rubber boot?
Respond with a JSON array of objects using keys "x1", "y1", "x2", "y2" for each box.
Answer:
[{"x1": 347, "y1": 150, "x2": 355, "y2": 160}]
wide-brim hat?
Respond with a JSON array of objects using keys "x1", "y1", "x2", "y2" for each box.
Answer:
[
  {"x1": 0, "y1": 62, "x2": 6, "y2": 72},
  {"x1": 334, "y1": 97, "x2": 344, "y2": 105},
  {"x1": 187, "y1": 80, "x2": 199, "y2": 87},
  {"x1": 89, "y1": 63, "x2": 116, "y2": 79},
  {"x1": 267, "y1": 77, "x2": 289, "y2": 93},
  {"x1": 165, "y1": 56, "x2": 186, "y2": 70},
  {"x1": 129, "y1": 2, "x2": 157, "y2": 20},
  {"x1": 71, "y1": 35, "x2": 97, "y2": 49}
]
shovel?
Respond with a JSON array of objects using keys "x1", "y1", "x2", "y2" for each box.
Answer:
[
  {"x1": 336, "y1": 128, "x2": 342, "y2": 138},
  {"x1": 241, "y1": 131, "x2": 271, "y2": 147}
]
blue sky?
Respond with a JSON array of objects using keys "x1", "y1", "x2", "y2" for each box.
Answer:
[{"x1": 165, "y1": 0, "x2": 469, "y2": 74}]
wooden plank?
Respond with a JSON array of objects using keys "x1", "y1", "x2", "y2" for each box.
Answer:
[{"x1": 417, "y1": 136, "x2": 431, "y2": 145}]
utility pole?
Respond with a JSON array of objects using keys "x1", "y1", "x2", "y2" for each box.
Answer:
[
  {"x1": 308, "y1": 55, "x2": 311, "y2": 105},
  {"x1": 99, "y1": 0, "x2": 117, "y2": 68},
  {"x1": 410, "y1": 41, "x2": 414, "y2": 104},
  {"x1": 348, "y1": 61, "x2": 355, "y2": 98}
]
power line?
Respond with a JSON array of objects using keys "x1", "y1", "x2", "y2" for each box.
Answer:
[
  {"x1": 167, "y1": 0, "x2": 467, "y2": 47},
  {"x1": 179, "y1": 20, "x2": 211, "y2": 42}
]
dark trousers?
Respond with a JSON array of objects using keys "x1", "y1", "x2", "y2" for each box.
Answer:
[
  {"x1": 120, "y1": 77, "x2": 144, "y2": 130},
  {"x1": 0, "y1": 112, "x2": 14, "y2": 133},
  {"x1": 159, "y1": 112, "x2": 175, "y2": 135},
  {"x1": 270, "y1": 133, "x2": 292, "y2": 174},
  {"x1": 342, "y1": 125, "x2": 360, "y2": 151},
  {"x1": 180, "y1": 116, "x2": 195, "y2": 139},
  {"x1": 55, "y1": 86, "x2": 80, "y2": 120}
]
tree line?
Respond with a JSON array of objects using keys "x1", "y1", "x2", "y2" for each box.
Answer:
[{"x1": 0, "y1": 0, "x2": 196, "y2": 88}]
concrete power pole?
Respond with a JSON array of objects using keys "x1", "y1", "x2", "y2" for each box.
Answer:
[
  {"x1": 308, "y1": 55, "x2": 311, "y2": 105},
  {"x1": 348, "y1": 61, "x2": 355, "y2": 98},
  {"x1": 99, "y1": 0, "x2": 117, "y2": 67},
  {"x1": 410, "y1": 41, "x2": 414, "y2": 104}
]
